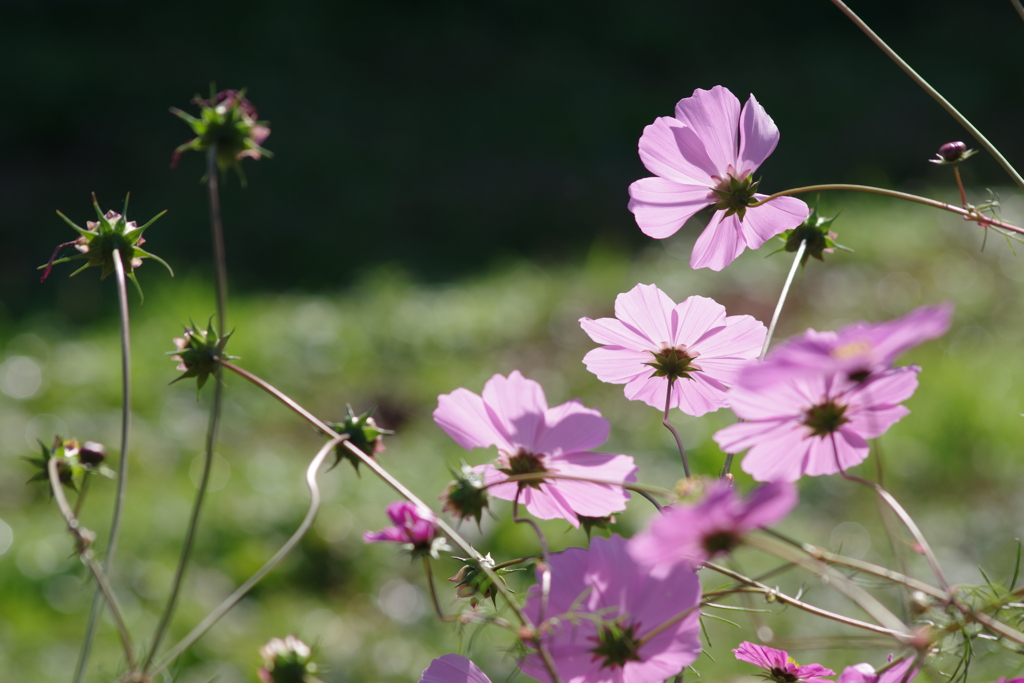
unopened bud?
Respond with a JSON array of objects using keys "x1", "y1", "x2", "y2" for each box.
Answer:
[
  {"x1": 79, "y1": 441, "x2": 106, "y2": 467},
  {"x1": 258, "y1": 635, "x2": 318, "y2": 683},
  {"x1": 930, "y1": 141, "x2": 976, "y2": 165}
]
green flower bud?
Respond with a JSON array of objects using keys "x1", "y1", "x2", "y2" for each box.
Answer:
[
  {"x1": 257, "y1": 635, "x2": 319, "y2": 683},
  {"x1": 440, "y1": 462, "x2": 490, "y2": 526},
  {"x1": 23, "y1": 436, "x2": 115, "y2": 492},
  {"x1": 323, "y1": 404, "x2": 394, "y2": 472},
  {"x1": 776, "y1": 201, "x2": 850, "y2": 266},
  {"x1": 448, "y1": 553, "x2": 523, "y2": 608},
  {"x1": 39, "y1": 193, "x2": 172, "y2": 302},
  {"x1": 171, "y1": 88, "x2": 273, "y2": 184},
  {"x1": 168, "y1": 319, "x2": 237, "y2": 396}
]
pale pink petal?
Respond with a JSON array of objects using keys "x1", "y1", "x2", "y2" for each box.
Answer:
[
  {"x1": 673, "y1": 86, "x2": 741, "y2": 172},
  {"x1": 675, "y1": 373, "x2": 729, "y2": 416},
  {"x1": 690, "y1": 357, "x2": 755, "y2": 387},
  {"x1": 739, "y1": 195, "x2": 810, "y2": 247},
  {"x1": 550, "y1": 452, "x2": 636, "y2": 517},
  {"x1": 419, "y1": 654, "x2": 492, "y2": 683},
  {"x1": 580, "y1": 315, "x2": 654, "y2": 350},
  {"x1": 730, "y1": 422, "x2": 815, "y2": 483},
  {"x1": 518, "y1": 482, "x2": 580, "y2": 526},
  {"x1": 624, "y1": 373, "x2": 671, "y2": 409},
  {"x1": 628, "y1": 177, "x2": 711, "y2": 240},
  {"x1": 870, "y1": 304, "x2": 953, "y2": 366},
  {"x1": 637, "y1": 116, "x2": 718, "y2": 184},
  {"x1": 434, "y1": 388, "x2": 510, "y2": 451},
  {"x1": 847, "y1": 404, "x2": 910, "y2": 440},
  {"x1": 581, "y1": 346, "x2": 652, "y2": 384},
  {"x1": 668, "y1": 295, "x2": 726, "y2": 349},
  {"x1": 534, "y1": 399, "x2": 610, "y2": 456},
  {"x1": 481, "y1": 371, "x2": 548, "y2": 450},
  {"x1": 851, "y1": 366, "x2": 920, "y2": 408},
  {"x1": 736, "y1": 481, "x2": 798, "y2": 530},
  {"x1": 733, "y1": 642, "x2": 789, "y2": 669},
  {"x1": 613, "y1": 283, "x2": 677, "y2": 346},
  {"x1": 801, "y1": 431, "x2": 867, "y2": 476},
  {"x1": 737, "y1": 94, "x2": 780, "y2": 175},
  {"x1": 689, "y1": 314, "x2": 766, "y2": 360},
  {"x1": 690, "y1": 210, "x2": 746, "y2": 271}
]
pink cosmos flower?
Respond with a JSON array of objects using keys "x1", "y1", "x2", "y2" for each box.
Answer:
[
  {"x1": 733, "y1": 642, "x2": 835, "y2": 683},
  {"x1": 714, "y1": 367, "x2": 919, "y2": 482},
  {"x1": 580, "y1": 284, "x2": 766, "y2": 417},
  {"x1": 433, "y1": 371, "x2": 637, "y2": 527},
  {"x1": 985, "y1": 679, "x2": 1024, "y2": 683},
  {"x1": 419, "y1": 654, "x2": 492, "y2": 683},
  {"x1": 838, "y1": 657, "x2": 918, "y2": 683},
  {"x1": 519, "y1": 535, "x2": 701, "y2": 683},
  {"x1": 628, "y1": 86, "x2": 809, "y2": 271},
  {"x1": 627, "y1": 480, "x2": 796, "y2": 574},
  {"x1": 364, "y1": 501, "x2": 440, "y2": 552},
  {"x1": 743, "y1": 304, "x2": 952, "y2": 388}
]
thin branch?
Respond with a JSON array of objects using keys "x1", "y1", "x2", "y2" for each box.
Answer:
[
  {"x1": 662, "y1": 381, "x2": 690, "y2": 478},
  {"x1": 828, "y1": 0, "x2": 1024, "y2": 192},
  {"x1": 144, "y1": 376, "x2": 223, "y2": 668},
  {"x1": 147, "y1": 436, "x2": 345, "y2": 677},
  {"x1": 482, "y1": 471, "x2": 673, "y2": 499},
  {"x1": 761, "y1": 240, "x2": 806, "y2": 361},
  {"x1": 49, "y1": 459, "x2": 136, "y2": 673},
  {"x1": 752, "y1": 184, "x2": 1024, "y2": 235},
  {"x1": 74, "y1": 247, "x2": 134, "y2": 683},
  {"x1": 207, "y1": 148, "x2": 229, "y2": 335}
]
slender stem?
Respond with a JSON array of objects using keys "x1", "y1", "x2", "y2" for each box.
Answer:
[
  {"x1": 513, "y1": 493, "x2": 551, "y2": 623},
  {"x1": 221, "y1": 361, "x2": 565, "y2": 683},
  {"x1": 423, "y1": 557, "x2": 452, "y2": 622},
  {"x1": 702, "y1": 561, "x2": 906, "y2": 639},
  {"x1": 952, "y1": 165, "x2": 968, "y2": 208},
  {"x1": 662, "y1": 381, "x2": 690, "y2": 478},
  {"x1": 1014, "y1": 0, "x2": 1024, "y2": 22},
  {"x1": 830, "y1": 434, "x2": 951, "y2": 593},
  {"x1": 73, "y1": 475, "x2": 91, "y2": 518},
  {"x1": 74, "y1": 247, "x2": 134, "y2": 683},
  {"x1": 147, "y1": 436, "x2": 345, "y2": 677},
  {"x1": 761, "y1": 239, "x2": 806, "y2": 361},
  {"x1": 752, "y1": 184, "x2": 1024, "y2": 235},
  {"x1": 49, "y1": 459, "x2": 136, "y2": 673},
  {"x1": 829, "y1": 0, "x2": 1024, "y2": 192},
  {"x1": 207, "y1": 149, "x2": 228, "y2": 335},
  {"x1": 144, "y1": 376, "x2": 223, "y2": 669}
]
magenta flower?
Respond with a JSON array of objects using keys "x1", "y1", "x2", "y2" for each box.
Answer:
[
  {"x1": 628, "y1": 86, "x2": 809, "y2": 270},
  {"x1": 419, "y1": 655, "x2": 492, "y2": 683},
  {"x1": 364, "y1": 501, "x2": 447, "y2": 558},
  {"x1": 714, "y1": 368, "x2": 919, "y2": 482},
  {"x1": 838, "y1": 657, "x2": 918, "y2": 683},
  {"x1": 580, "y1": 284, "x2": 766, "y2": 417},
  {"x1": 433, "y1": 371, "x2": 637, "y2": 528},
  {"x1": 733, "y1": 642, "x2": 835, "y2": 683},
  {"x1": 519, "y1": 535, "x2": 701, "y2": 683},
  {"x1": 744, "y1": 304, "x2": 952, "y2": 388},
  {"x1": 628, "y1": 480, "x2": 796, "y2": 574}
]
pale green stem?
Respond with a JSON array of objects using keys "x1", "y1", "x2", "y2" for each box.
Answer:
[
  {"x1": 143, "y1": 378, "x2": 222, "y2": 669},
  {"x1": 220, "y1": 361, "x2": 566, "y2": 683},
  {"x1": 829, "y1": 0, "x2": 1024, "y2": 192},
  {"x1": 50, "y1": 459, "x2": 136, "y2": 674},
  {"x1": 74, "y1": 247, "x2": 133, "y2": 683},
  {"x1": 760, "y1": 239, "x2": 806, "y2": 361},
  {"x1": 207, "y1": 148, "x2": 229, "y2": 335},
  {"x1": 662, "y1": 380, "x2": 690, "y2": 478},
  {"x1": 146, "y1": 436, "x2": 345, "y2": 678},
  {"x1": 752, "y1": 184, "x2": 1024, "y2": 235},
  {"x1": 483, "y1": 472, "x2": 673, "y2": 499}
]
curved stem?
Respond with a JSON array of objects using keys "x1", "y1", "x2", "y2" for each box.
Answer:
[
  {"x1": 220, "y1": 361, "x2": 565, "y2": 683},
  {"x1": 423, "y1": 557, "x2": 453, "y2": 622},
  {"x1": 752, "y1": 184, "x2": 1024, "y2": 235},
  {"x1": 952, "y1": 165, "x2": 968, "y2": 208},
  {"x1": 828, "y1": 0, "x2": 1024, "y2": 192},
  {"x1": 1014, "y1": 0, "x2": 1024, "y2": 22},
  {"x1": 513, "y1": 492, "x2": 551, "y2": 622},
  {"x1": 761, "y1": 240, "x2": 806, "y2": 361},
  {"x1": 662, "y1": 381, "x2": 689, "y2": 477},
  {"x1": 147, "y1": 436, "x2": 345, "y2": 677},
  {"x1": 702, "y1": 561, "x2": 906, "y2": 639},
  {"x1": 72, "y1": 475, "x2": 91, "y2": 518},
  {"x1": 50, "y1": 459, "x2": 136, "y2": 673},
  {"x1": 74, "y1": 247, "x2": 134, "y2": 683},
  {"x1": 207, "y1": 148, "x2": 229, "y2": 335},
  {"x1": 144, "y1": 376, "x2": 223, "y2": 669}
]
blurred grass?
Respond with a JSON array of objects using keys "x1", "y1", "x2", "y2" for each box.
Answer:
[{"x1": 2, "y1": 192, "x2": 1024, "y2": 681}]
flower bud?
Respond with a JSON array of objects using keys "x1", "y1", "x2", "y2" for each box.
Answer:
[
  {"x1": 39, "y1": 194, "x2": 172, "y2": 300},
  {"x1": 257, "y1": 635, "x2": 318, "y2": 683},
  {"x1": 323, "y1": 404, "x2": 393, "y2": 472},
  {"x1": 440, "y1": 463, "x2": 490, "y2": 527},
  {"x1": 364, "y1": 501, "x2": 451, "y2": 559},
  {"x1": 167, "y1": 319, "x2": 237, "y2": 396},
  {"x1": 929, "y1": 141, "x2": 977, "y2": 165},
  {"x1": 776, "y1": 202, "x2": 849, "y2": 266},
  {"x1": 78, "y1": 441, "x2": 107, "y2": 467},
  {"x1": 171, "y1": 88, "x2": 273, "y2": 183}
]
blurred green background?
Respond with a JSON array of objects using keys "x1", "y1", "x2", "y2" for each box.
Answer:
[{"x1": 3, "y1": 1, "x2": 1024, "y2": 681}]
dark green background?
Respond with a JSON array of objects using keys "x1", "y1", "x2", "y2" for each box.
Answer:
[{"x1": 3, "y1": 0, "x2": 1022, "y2": 320}]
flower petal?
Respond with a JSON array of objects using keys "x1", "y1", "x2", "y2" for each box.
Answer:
[
  {"x1": 740, "y1": 195, "x2": 810, "y2": 247},
  {"x1": 690, "y1": 210, "x2": 746, "y2": 271},
  {"x1": 481, "y1": 371, "x2": 549, "y2": 450},
  {"x1": 613, "y1": 283, "x2": 677, "y2": 347},
  {"x1": 581, "y1": 346, "x2": 652, "y2": 384},
  {"x1": 673, "y1": 86, "x2": 741, "y2": 173},
  {"x1": 580, "y1": 315, "x2": 653, "y2": 350},
  {"x1": 637, "y1": 116, "x2": 718, "y2": 184},
  {"x1": 535, "y1": 399, "x2": 610, "y2": 456},
  {"x1": 737, "y1": 94, "x2": 780, "y2": 175},
  {"x1": 669, "y1": 295, "x2": 727, "y2": 349},
  {"x1": 419, "y1": 654, "x2": 492, "y2": 683},
  {"x1": 628, "y1": 176, "x2": 711, "y2": 240},
  {"x1": 434, "y1": 387, "x2": 510, "y2": 451}
]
